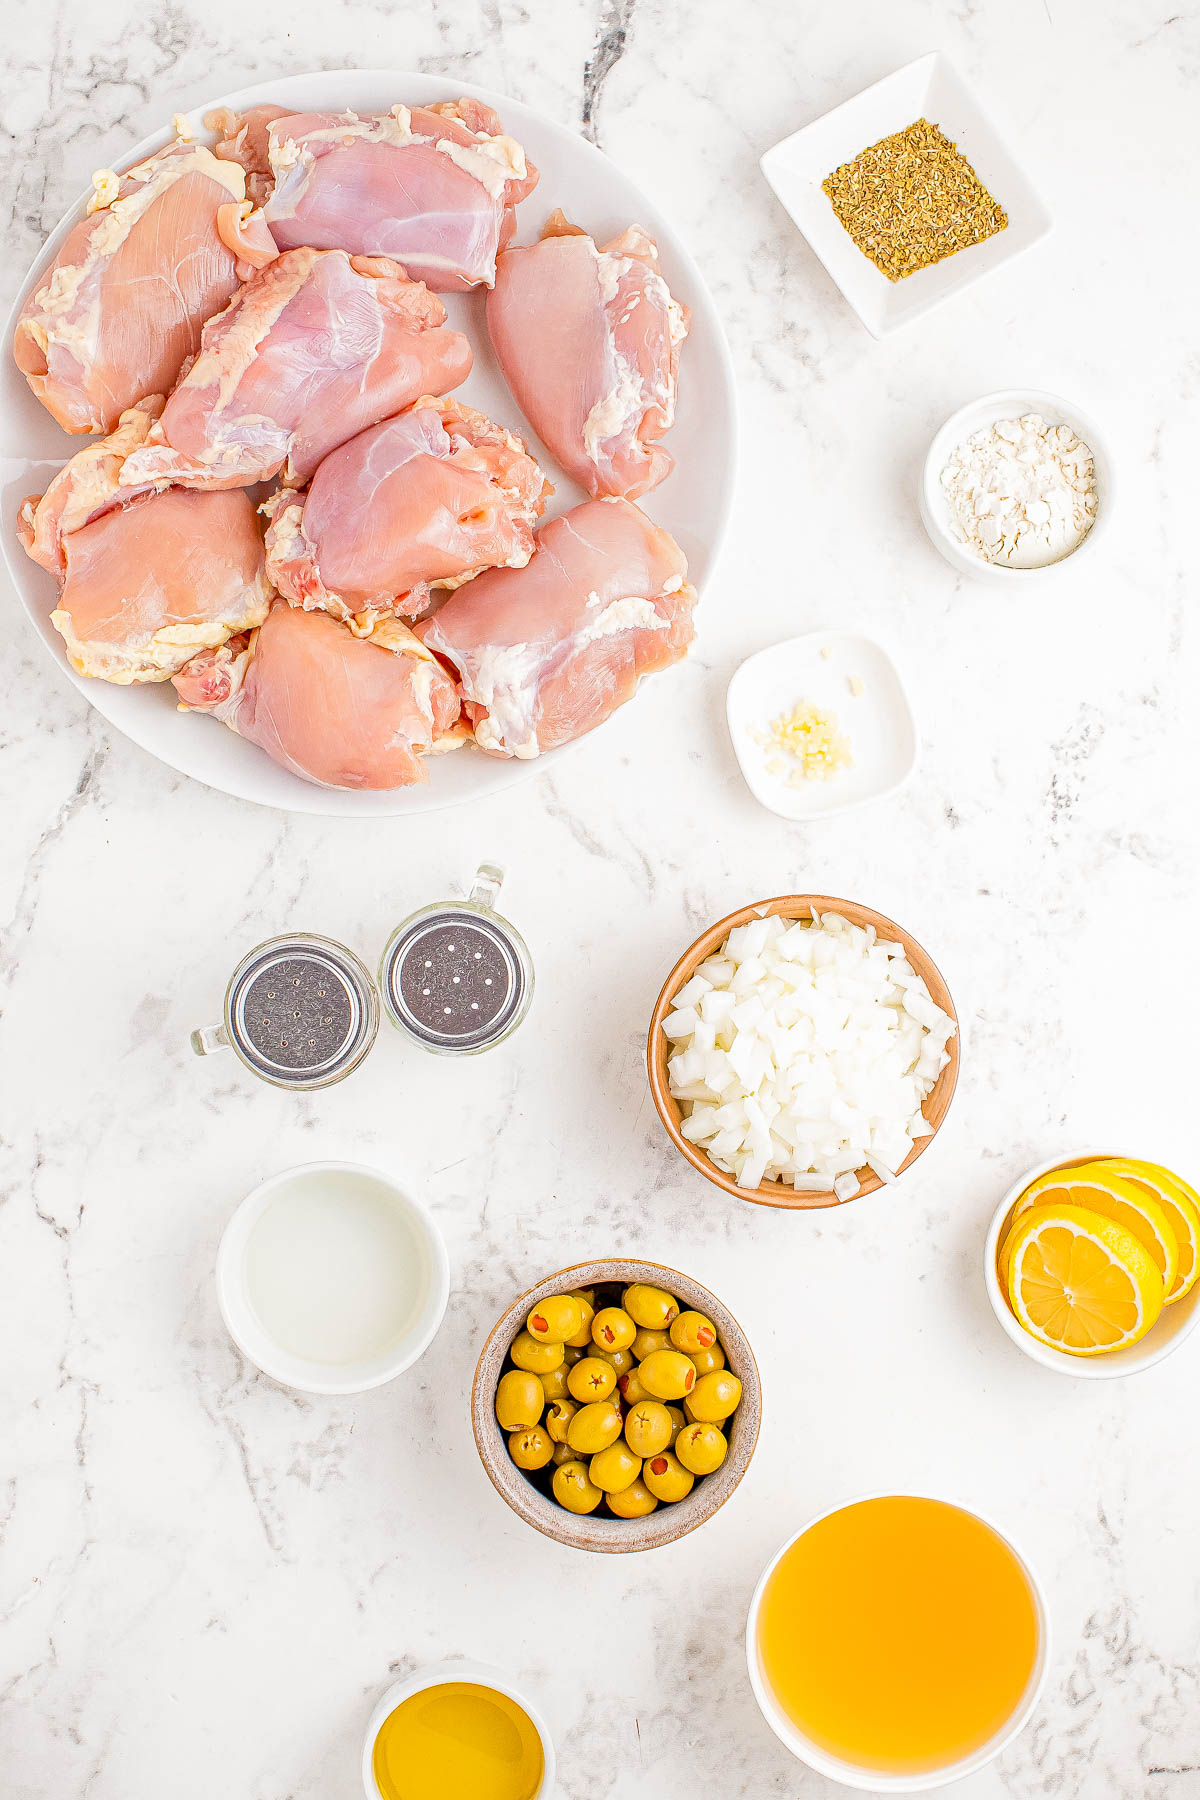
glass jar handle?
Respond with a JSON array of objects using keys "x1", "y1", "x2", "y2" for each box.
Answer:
[
  {"x1": 467, "y1": 862, "x2": 504, "y2": 913},
  {"x1": 191, "y1": 1022, "x2": 231, "y2": 1057}
]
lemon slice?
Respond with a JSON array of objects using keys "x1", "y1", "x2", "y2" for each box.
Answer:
[
  {"x1": 1011, "y1": 1162, "x2": 1179, "y2": 1300},
  {"x1": 1100, "y1": 1159, "x2": 1200, "y2": 1304},
  {"x1": 1003, "y1": 1203, "x2": 1164, "y2": 1355}
]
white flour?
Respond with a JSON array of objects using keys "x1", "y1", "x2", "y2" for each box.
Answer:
[{"x1": 940, "y1": 413, "x2": 1098, "y2": 569}]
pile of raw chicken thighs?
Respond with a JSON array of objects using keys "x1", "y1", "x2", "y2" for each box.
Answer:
[{"x1": 13, "y1": 98, "x2": 695, "y2": 790}]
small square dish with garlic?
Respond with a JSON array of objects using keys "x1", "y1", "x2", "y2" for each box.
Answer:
[{"x1": 725, "y1": 632, "x2": 917, "y2": 821}]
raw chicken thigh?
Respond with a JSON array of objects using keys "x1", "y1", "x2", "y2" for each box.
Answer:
[
  {"x1": 119, "y1": 248, "x2": 472, "y2": 491},
  {"x1": 220, "y1": 99, "x2": 538, "y2": 291},
  {"x1": 262, "y1": 396, "x2": 550, "y2": 629},
  {"x1": 18, "y1": 401, "x2": 271, "y2": 684},
  {"x1": 9, "y1": 93, "x2": 703, "y2": 798},
  {"x1": 486, "y1": 211, "x2": 689, "y2": 500},
  {"x1": 420, "y1": 496, "x2": 696, "y2": 758},
  {"x1": 173, "y1": 602, "x2": 462, "y2": 790},
  {"x1": 12, "y1": 137, "x2": 249, "y2": 435},
  {"x1": 206, "y1": 104, "x2": 292, "y2": 206}
]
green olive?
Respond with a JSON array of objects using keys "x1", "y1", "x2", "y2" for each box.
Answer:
[
  {"x1": 509, "y1": 1330, "x2": 565, "y2": 1375},
  {"x1": 565, "y1": 1298, "x2": 595, "y2": 1349},
  {"x1": 495, "y1": 1369, "x2": 545, "y2": 1431},
  {"x1": 587, "y1": 1343, "x2": 635, "y2": 1378},
  {"x1": 622, "y1": 1284, "x2": 680, "y2": 1330},
  {"x1": 568, "y1": 1287, "x2": 596, "y2": 1309},
  {"x1": 589, "y1": 1442, "x2": 642, "y2": 1494},
  {"x1": 605, "y1": 1476, "x2": 659, "y2": 1518},
  {"x1": 642, "y1": 1451, "x2": 694, "y2": 1503},
  {"x1": 508, "y1": 1425, "x2": 553, "y2": 1471},
  {"x1": 540, "y1": 1363, "x2": 571, "y2": 1403},
  {"x1": 567, "y1": 1356, "x2": 616, "y2": 1403},
  {"x1": 617, "y1": 1367, "x2": 650, "y2": 1406},
  {"x1": 638, "y1": 1349, "x2": 697, "y2": 1401},
  {"x1": 624, "y1": 1401, "x2": 673, "y2": 1458},
  {"x1": 526, "y1": 1294, "x2": 586, "y2": 1345},
  {"x1": 552, "y1": 1461, "x2": 602, "y2": 1514},
  {"x1": 566, "y1": 1400, "x2": 623, "y2": 1456},
  {"x1": 551, "y1": 1441, "x2": 578, "y2": 1466},
  {"x1": 669, "y1": 1310, "x2": 718, "y2": 1355},
  {"x1": 688, "y1": 1370, "x2": 742, "y2": 1421},
  {"x1": 591, "y1": 1307, "x2": 636, "y2": 1353},
  {"x1": 562, "y1": 1344, "x2": 585, "y2": 1365},
  {"x1": 675, "y1": 1421, "x2": 727, "y2": 1475},
  {"x1": 665, "y1": 1405, "x2": 686, "y2": 1447},
  {"x1": 544, "y1": 1400, "x2": 578, "y2": 1444},
  {"x1": 631, "y1": 1327, "x2": 672, "y2": 1362},
  {"x1": 686, "y1": 1342, "x2": 726, "y2": 1378}
]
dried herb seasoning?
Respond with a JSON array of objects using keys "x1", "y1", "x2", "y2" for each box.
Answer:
[{"x1": 822, "y1": 118, "x2": 1008, "y2": 282}]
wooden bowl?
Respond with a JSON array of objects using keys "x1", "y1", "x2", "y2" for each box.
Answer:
[
  {"x1": 646, "y1": 895, "x2": 960, "y2": 1211},
  {"x1": 471, "y1": 1259, "x2": 761, "y2": 1553}
]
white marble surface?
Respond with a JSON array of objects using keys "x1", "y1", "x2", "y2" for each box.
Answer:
[{"x1": 2, "y1": 3, "x2": 1199, "y2": 1797}]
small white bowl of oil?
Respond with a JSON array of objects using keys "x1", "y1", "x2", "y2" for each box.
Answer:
[
  {"x1": 217, "y1": 1161, "x2": 449, "y2": 1394},
  {"x1": 363, "y1": 1661, "x2": 555, "y2": 1800}
]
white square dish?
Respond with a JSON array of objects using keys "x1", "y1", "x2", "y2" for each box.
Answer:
[
  {"x1": 760, "y1": 52, "x2": 1052, "y2": 338},
  {"x1": 726, "y1": 632, "x2": 917, "y2": 821}
]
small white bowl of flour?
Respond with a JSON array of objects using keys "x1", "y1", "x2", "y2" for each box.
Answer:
[{"x1": 920, "y1": 388, "x2": 1112, "y2": 579}]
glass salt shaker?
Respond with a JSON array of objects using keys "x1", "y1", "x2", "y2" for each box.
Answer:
[
  {"x1": 191, "y1": 932, "x2": 380, "y2": 1090},
  {"x1": 379, "y1": 863, "x2": 533, "y2": 1055}
]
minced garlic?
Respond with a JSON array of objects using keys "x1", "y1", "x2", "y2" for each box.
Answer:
[{"x1": 752, "y1": 699, "x2": 853, "y2": 786}]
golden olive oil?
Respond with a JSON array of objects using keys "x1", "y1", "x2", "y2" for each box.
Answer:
[
  {"x1": 757, "y1": 1497, "x2": 1039, "y2": 1775},
  {"x1": 372, "y1": 1681, "x2": 543, "y2": 1800}
]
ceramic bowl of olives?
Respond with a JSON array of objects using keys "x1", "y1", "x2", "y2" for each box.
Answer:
[{"x1": 471, "y1": 1258, "x2": 762, "y2": 1553}]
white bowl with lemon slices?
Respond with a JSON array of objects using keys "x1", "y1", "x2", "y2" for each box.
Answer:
[{"x1": 985, "y1": 1151, "x2": 1200, "y2": 1378}]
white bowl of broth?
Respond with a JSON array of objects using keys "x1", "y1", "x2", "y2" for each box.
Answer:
[
  {"x1": 216, "y1": 1161, "x2": 449, "y2": 1394},
  {"x1": 746, "y1": 1494, "x2": 1048, "y2": 1790},
  {"x1": 363, "y1": 1662, "x2": 554, "y2": 1800}
]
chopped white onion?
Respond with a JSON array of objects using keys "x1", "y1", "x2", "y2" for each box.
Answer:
[{"x1": 665, "y1": 911, "x2": 956, "y2": 1192}]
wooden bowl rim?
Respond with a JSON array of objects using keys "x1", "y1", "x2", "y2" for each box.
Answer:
[
  {"x1": 471, "y1": 1258, "x2": 761, "y2": 1553},
  {"x1": 646, "y1": 894, "x2": 960, "y2": 1210}
]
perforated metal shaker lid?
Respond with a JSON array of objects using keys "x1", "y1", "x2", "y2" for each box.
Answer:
[
  {"x1": 380, "y1": 864, "x2": 532, "y2": 1056},
  {"x1": 192, "y1": 934, "x2": 380, "y2": 1090}
]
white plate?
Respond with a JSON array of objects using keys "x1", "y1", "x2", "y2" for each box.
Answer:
[
  {"x1": 760, "y1": 52, "x2": 1052, "y2": 338},
  {"x1": 1, "y1": 69, "x2": 736, "y2": 816},
  {"x1": 919, "y1": 387, "x2": 1114, "y2": 581},
  {"x1": 726, "y1": 631, "x2": 916, "y2": 819}
]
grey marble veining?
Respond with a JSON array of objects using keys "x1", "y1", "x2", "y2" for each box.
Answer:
[{"x1": 3, "y1": 2, "x2": 1200, "y2": 1797}]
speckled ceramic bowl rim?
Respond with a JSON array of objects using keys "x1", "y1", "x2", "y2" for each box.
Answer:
[
  {"x1": 919, "y1": 387, "x2": 1114, "y2": 582},
  {"x1": 646, "y1": 896, "x2": 960, "y2": 1210},
  {"x1": 471, "y1": 1259, "x2": 761, "y2": 1553},
  {"x1": 984, "y1": 1149, "x2": 1200, "y2": 1378},
  {"x1": 361, "y1": 1659, "x2": 555, "y2": 1799},
  {"x1": 745, "y1": 1491, "x2": 1050, "y2": 1791}
]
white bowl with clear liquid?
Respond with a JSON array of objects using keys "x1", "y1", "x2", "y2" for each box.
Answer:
[{"x1": 216, "y1": 1161, "x2": 449, "y2": 1393}]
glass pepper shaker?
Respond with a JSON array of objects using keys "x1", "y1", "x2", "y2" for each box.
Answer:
[
  {"x1": 379, "y1": 863, "x2": 533, "y2": 1056},
  {"x1": 191, "y1": 932, "x2": 380, "y2": 1090}
]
